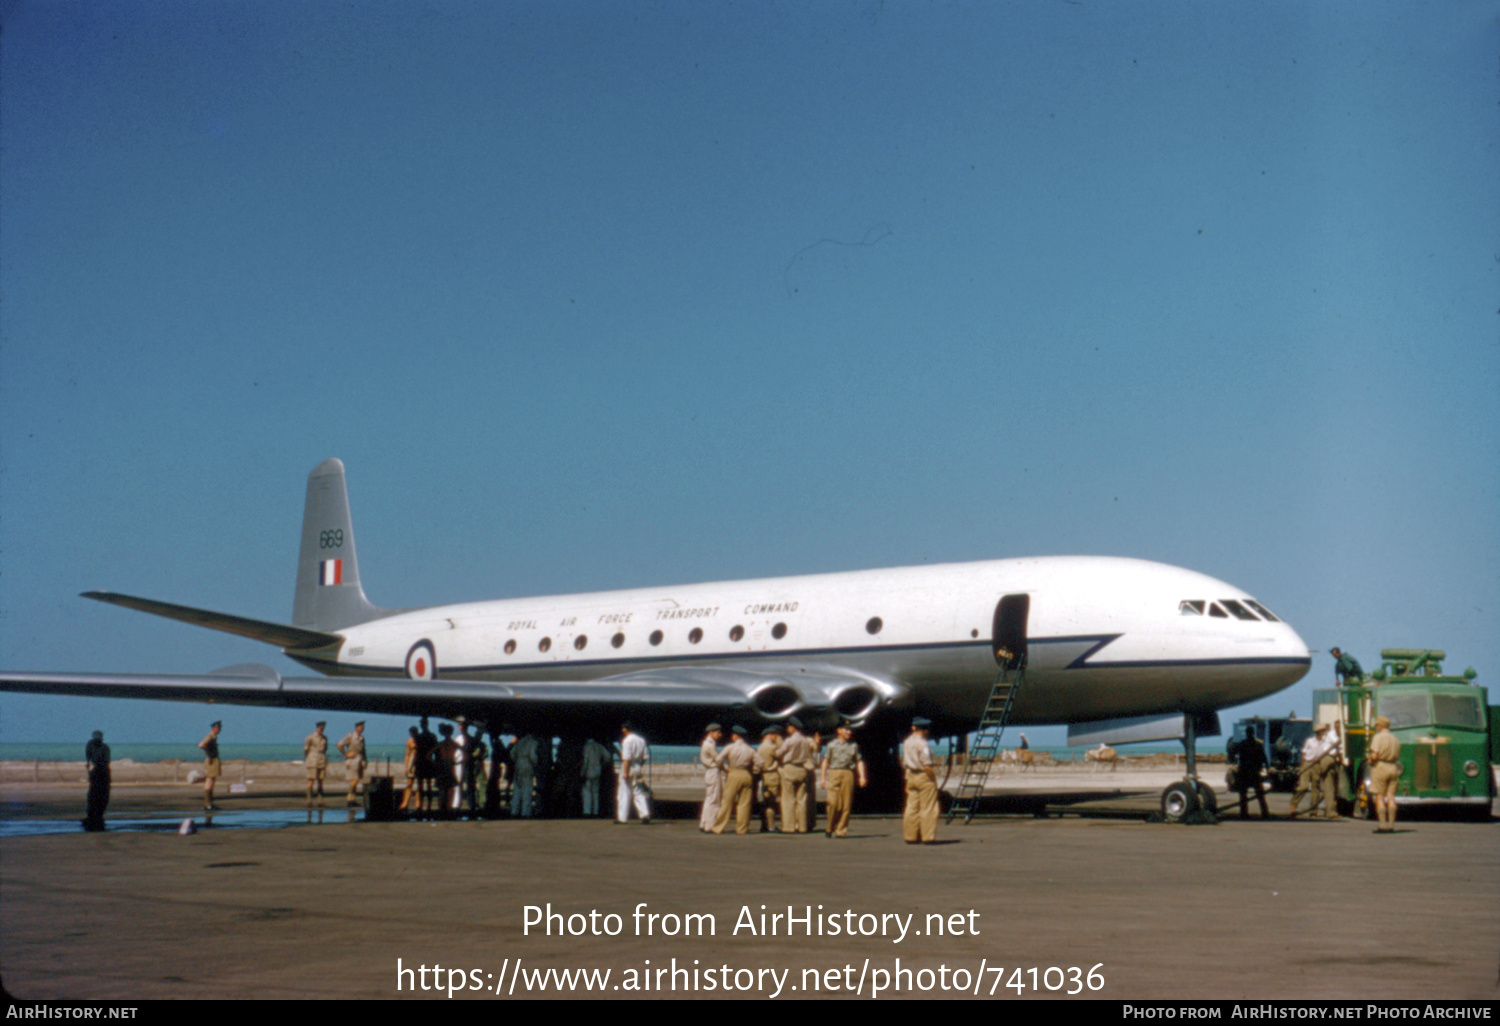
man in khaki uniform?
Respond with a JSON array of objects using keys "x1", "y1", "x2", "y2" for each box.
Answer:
[
  {"x1": 698, "y1": 724, "x2": 723, "y2": 832},
  {"x1": 756, "y1": 726, "x2": 783, "y2": 832},
  {"x1": 339, "y1": 721, "x2": 368, "y2": 806},
  {"x1": 303, "y1": 721, "x2": 329, "y2": 806},
  {"x1": 819, "y1": 720, "x2": 867, "y2": 838},
  {"x1": 902, "y1": 717, "x2": 938, "y2": 844},
  {"x1": 711, "y1": 726, "x2": 759, "y2": 835},
  {"x1": 198, "y1": 721, "x2": 222, "y2": 811},
  {"x1": 1368, "y1": 715, "x2": 1402, "y2": 833},
  {"x1": 776, "y1": 718, "x2": 814, "y2": 833}
]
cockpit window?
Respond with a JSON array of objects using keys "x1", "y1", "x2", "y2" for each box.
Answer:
[
  {"x1": 1220, "y1": 599, "x2": 1260, "y2": 621},
  {"x1": 1245, "y1": 600, "x2": 1280, "y2": 623},
  {"x1": 1208, "y1": 603, "x2": 1228, "y2": 618},
  {"x1": 1179, "y1": 600, "x2": 1205, "y2": 615}
]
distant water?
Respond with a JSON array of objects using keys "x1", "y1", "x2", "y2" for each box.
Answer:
[
  {"x1": 0, "y1": 742, "x2": 408, "y2": 763},
  {"x1": 1, "y1": 740, "x2": 1218, "y2": 764}
]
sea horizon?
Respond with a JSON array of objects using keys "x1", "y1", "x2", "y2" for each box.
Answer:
[{"x1": 0, "y1": 740, "x2": 1220, "y2": 764}]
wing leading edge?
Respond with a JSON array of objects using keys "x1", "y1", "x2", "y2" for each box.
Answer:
[{"x1": 0, "y1": 664, "x2": 908, "y2": 741}]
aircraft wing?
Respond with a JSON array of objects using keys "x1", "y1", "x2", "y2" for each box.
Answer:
[{"x1": 0, "y1": 662, "x2": 905, "y2": 740}]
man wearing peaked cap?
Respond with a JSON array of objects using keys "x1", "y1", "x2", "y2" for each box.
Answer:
[
  {"x1": 776, "y1": 717, "x2": 814, "y2": 834},
  {"x1": 698, "y1": 723, "x2": 724, "y2": 832},
  {"x1": 711, "y1": 726, "x2": 758, "y2": 835},
  {"x1": 756, "y1": 725, "x2": 783, "y2": 833},
  {"x1": 820, "y1": 719, "x2": 867, "y2": 838},
  {"x1": 198, "y1": 721, "x2": 222, "y2": 811},
  {"x1": 1368, "y1": 715, "x2": 1402, "y2": 833},
  {"x1": 303, "y1": 721, "x2": 329, "y2": 807},
  {"x1": 339, "y1": 721, "x2": 367, "y2": 807},
  {"x1": 902, "y1": 717, "x2": 938, "y2": 844}
]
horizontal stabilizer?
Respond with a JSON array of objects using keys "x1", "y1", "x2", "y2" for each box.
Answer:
[{"x1": 82, "y1": 592, "x2": 343, "y2": 651}]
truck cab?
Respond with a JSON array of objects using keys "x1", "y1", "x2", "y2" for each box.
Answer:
[{"x1": 1314, "y1": 648, "x2": 1494, "y2": 819}]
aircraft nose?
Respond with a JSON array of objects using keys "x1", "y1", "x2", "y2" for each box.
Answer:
[
  {"x1": 1285, "y1": 623, "x2": 1311, "y2": 661},
  {"x1": 1266, "y1": 620, "x2": 1312, "y2": 688}
]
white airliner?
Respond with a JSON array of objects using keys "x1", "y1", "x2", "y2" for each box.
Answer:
[{"x1": 2, "y1": 458, "x2": 1310, "y2": 811}]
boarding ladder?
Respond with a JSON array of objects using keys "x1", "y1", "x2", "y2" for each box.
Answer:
[{"x1": 947, "y1": 656, "x2": 1026, "y2": 824}]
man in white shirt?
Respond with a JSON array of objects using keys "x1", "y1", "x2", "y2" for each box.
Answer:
[
  {"x1": 617, "y1": 722, "x2": 651, "y2": 824},
  {"x1": 1289, "y1": 723, "x2": 1337, "y2": 819}
]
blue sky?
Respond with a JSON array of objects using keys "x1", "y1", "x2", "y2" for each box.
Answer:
[{"x1": 2, "y1": 0, "x2": 1496, "y2": 750}]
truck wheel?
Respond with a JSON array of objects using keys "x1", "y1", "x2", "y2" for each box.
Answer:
[
  {"x1": 1355, "y1": 762, "x2": 1377, "y2": 820},
  {"x1": 1161, "y1": 782, "x2": 1198, "y2": 822}
]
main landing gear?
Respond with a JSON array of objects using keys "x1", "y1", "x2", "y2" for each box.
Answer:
[{"x1": 1159, "y1": 712, "x2": 1218, "y2": 822}]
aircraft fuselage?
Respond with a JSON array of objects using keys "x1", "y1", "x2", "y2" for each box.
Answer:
[{"x1": 294, "y1": 555, "x2": 1310, "y2": 737}]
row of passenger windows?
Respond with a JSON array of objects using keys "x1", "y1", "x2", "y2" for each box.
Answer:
[
  {"x1": 1178, "y1": 599, "x2": 1281, "y2": 622},
  {"x1": 496, "y1": 616, "x2": 887, "y2": 656},
  {"x1": 501, "y1": 621, "x2": 793, "y2": 655}
]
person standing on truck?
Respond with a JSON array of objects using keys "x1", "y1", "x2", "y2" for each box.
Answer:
[
  {"x1": 1331, "y1": 647, "x2": 1364, "y2": 685},
  {"x1": 1368, "y1": 715, "x2": 1402, "y2": 833}
]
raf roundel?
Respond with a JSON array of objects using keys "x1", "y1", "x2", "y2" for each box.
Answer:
[{"x1": 405, "y1": 640, "x2": 436, "y2": 680}]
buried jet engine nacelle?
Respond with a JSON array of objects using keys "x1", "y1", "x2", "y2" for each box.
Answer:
[
  {"x1": 597, "y1": 663, "x2": 910, "y2": 734},
  {"x1": 740, "y1": 662, "x2": 910, "y2": 731}
]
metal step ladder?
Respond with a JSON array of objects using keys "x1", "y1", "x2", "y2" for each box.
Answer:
[{"x1": 948, "y1": 657, "x2": 1026, "y2": 824}]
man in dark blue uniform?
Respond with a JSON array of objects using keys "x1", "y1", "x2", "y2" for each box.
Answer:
[
  {"x1": 83, "y1": 730, "x2": 110, "y2": 831},
  {"x1": 1229, "y1": 726, "x2": 1271, "y2": 819}
]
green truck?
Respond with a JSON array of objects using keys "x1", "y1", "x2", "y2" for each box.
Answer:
[{"x1": 1313, "y1": 648, "x2": 1497, "y2": 820}]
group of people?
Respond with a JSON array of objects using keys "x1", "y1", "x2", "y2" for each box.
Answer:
[
  {"x1": 392, "y1": 717, "x2": 497, "y2": 816},
  {"x1": 302, "y1": 719, "x2": 372, "y2": 808},
  {"x1": 690, "y1": 715, "x2": 940, "y2": 844},
  {"x1": 1223, "y1": 644, "x2": 1403, "y2": 833},
  {"x1": 695, "y1": 717, "x2": 870, "y2": 837},
  {"x1": 500, "y1": 730, "x2": 613, "y2": 819}
]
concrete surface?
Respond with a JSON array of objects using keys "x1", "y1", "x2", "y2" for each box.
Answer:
[{"x1": 2, "y1": 770, "x2": 1496, "y2": 1001}]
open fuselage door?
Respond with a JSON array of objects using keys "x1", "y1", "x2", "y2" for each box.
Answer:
[
  {"x1": 951, "y1": 593, "x2": 1030, "y2": 823},
  {"x1": 993, "y1": 592, "x2": 1029, "y2": 670}
]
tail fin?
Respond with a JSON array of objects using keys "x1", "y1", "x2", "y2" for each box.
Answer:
[{"x1": 292, "y1": 458, "x2": 386, "y2": 631}]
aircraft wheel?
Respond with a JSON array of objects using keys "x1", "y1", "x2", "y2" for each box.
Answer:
[
  {"x1": 1161, "y1": 782, "x2": 1198, "y2": 822},
  {"x1": 1192, "y1": 780, "x2": 1218, "y2": 815}
]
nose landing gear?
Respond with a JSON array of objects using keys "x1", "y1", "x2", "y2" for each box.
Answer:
[{"x1": 1159, "y1": 711, "x2": 1219, "y2": 823}]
